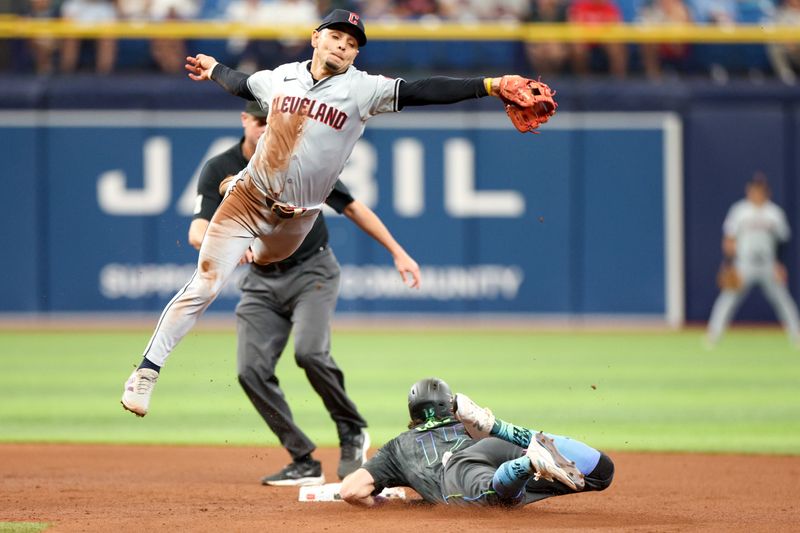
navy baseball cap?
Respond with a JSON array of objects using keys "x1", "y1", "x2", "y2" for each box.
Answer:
[
  {"x1": 316, "y1": 9, "x2": 367, "y2": 47},
  {"x1": 244, "y1": 100, "x2": 268, "y2": 118}
]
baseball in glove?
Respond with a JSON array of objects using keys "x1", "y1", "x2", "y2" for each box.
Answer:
[
  {"x1": 717, "y1": 260, "x2": 742, "y2": 291},
  {"x1": 497, "y1": 75, "x2": 558, "y2": 134}
]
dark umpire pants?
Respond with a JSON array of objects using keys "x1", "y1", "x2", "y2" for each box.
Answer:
[{"x1": 235, "y1": 247, "x2": 366, "y2": 460}]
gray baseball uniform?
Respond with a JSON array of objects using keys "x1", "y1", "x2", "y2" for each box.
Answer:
[
  {"x1": 245, "y1": 62, "x2": 400, "y2": 207},
  {"x1": 141, "y1": 61, "x2": 400, "y2": 368},
  {"x1": 124, "y1": 14, "x2": 498, "y2": 418},
  {"x1": 707, "y1": 197, "x2": 800, "y2": 344}
]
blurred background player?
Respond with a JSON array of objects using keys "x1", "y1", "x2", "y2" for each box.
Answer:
[
  {"x1": 706, "y1": 172, "x2": 800, "y2": 347},
  {"x1": 340, "y1": 377, "x2": 614, "y2": 507},
  {"x1": 188, "y1": 100, "x2": 422, "y2": 486}
]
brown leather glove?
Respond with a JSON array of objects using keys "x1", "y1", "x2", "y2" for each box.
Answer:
[
  {"x1": 497, "y1": 75, "x2": 558, "y2": 134},
  {"x1": 717, "y1": 261, "x2": 742, "y2": 291}
]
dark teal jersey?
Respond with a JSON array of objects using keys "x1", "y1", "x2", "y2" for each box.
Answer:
[{"x1": 363, "y1": 419, "x2": 478, "y2": 503}]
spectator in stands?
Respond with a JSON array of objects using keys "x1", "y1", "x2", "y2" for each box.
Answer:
[
  {"x1": 567, "y1": 0, "x2": 628, "y2": 78},
  {"x1": 767, "y1": 0, "x2": 800, "y2": 84},
  {"x1": 225, "y1": 0, "x2": 317, "y2": 72},
  {"x1": 636, "y1": 0, "x2": 693, "y2": 80},
  {"x1": 361, "y1": 0, "x2": 395, "y2": 20},
  {"x1": 393, "y1": 0, "x2": 442, "y2": 19},
  {"x1": 691, "y1": 0, "x2": 735, "y2": 82},
  {"x1": 59, "y1": 0, "x2": 118, "y2": 74},
  {"x1": 317, "y1": 0, "x2": 364, "y2": 16},
  {"x1": 24, "y1": 0, "x2": 60, "y2": 74},
  {"x1": 148, "y1": 0, "x2": 200, "y2": 73},
  {"x1": 439, "y1": 0, "x2": 527, "y2": 21},
  {"x1": 270, "y1": 0, "x2": 319, "y2": 61},
  {"x1": 224, "y1": 0, "x2": 277, "y2": 72},
  {"x1": 522, "y1": 0, "x2": 570, "y2": 76}
]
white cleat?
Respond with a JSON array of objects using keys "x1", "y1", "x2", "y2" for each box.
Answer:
[
  {"x1": 121, "y1": 368, "x2": 159, "y2": 417},
  {"x1": 453, "y1": 393, "x2": 495, "y2": 439},
  {"x1": 527, "y1": 432, "x2": 585, "y2": 491}
]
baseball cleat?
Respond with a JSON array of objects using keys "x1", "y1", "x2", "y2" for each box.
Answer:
[
  {"x1": 453, "y1": 393, "x2": 495, "y2": 439},
  {"x1": 120, "y1": 368, "x2": 159, "y2": 417},
  {"x1": 526, "y1": 432, "x2": 585, "y2": 491},
  {"x1": 262, "y1": 459, "x2": 325, "y2": 487},
  {"x1": 337, "y1": 430, "x2": 370, "y2": 480}
]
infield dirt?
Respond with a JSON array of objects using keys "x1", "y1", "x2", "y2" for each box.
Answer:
[{"x1": 1, "y1": 444, "x2": 798, "y2": 532}]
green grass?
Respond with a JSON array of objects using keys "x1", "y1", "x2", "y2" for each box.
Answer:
[
  {"x1": 2, "y1": 328, "x2": 798, "y2": 454},
  {"x1": 0, "y1": 523, "x2": 49, "y2": 532}
]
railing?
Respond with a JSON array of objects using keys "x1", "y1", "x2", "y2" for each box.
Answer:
[{"x1": 0, "y1": 18, "x2": 797, "y2": 43}]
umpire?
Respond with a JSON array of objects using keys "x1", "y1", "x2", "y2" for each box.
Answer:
[{"x1": 189, "y1": 101, "x2": 421, "y2": 486}]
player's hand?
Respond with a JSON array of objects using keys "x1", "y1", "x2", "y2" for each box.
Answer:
[
  {"x1": 218, "y1": 175, "x2": 235, "y2": 197},
  {"x1": 394, "y1": 251, "x2": 421, "y2": 289},
  {"x1": 240, "y1": 248, "x2": 254, "y2": 266},
  {"x1": 185, "y1": 54, "x2": 218, "y2": 81}
]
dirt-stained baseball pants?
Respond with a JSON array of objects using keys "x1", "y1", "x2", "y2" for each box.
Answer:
[{"x1": 143, "y1": 173, "x2": 319, "y2": 367}]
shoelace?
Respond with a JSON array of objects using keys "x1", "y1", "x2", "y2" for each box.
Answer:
[
  {"x1": 135, "y1": 374, "x2": 156, "y2": 394},
  {"x1": 532, "y1": 459, "x2": 554, "y2": 482}
]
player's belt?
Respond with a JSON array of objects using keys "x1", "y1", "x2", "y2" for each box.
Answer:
[{"x1": 265, "y1": 195, "x2": 310, "y2": 219}]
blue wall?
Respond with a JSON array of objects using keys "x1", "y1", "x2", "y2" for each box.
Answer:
[{"x1": 1, "y1": 76, "x2": 799, "y2": 324}]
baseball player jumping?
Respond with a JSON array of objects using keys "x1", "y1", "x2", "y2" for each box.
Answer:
[
  {"x1": 190, "y1": 100, "x2": 421, "y2": 484},
  {"x1": 707, "y1": 173, "x2": 800, "y2": 347},
  {"x1": 339, "y1": 378, "x2": 614, "y2": 507},
  {"x1": 121, "y1": 9, "x2": 557, "y2": 417}
]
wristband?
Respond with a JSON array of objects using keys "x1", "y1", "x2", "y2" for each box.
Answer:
[{"x1": 484, "y1": 77, "x2": 494, "y2": 96}]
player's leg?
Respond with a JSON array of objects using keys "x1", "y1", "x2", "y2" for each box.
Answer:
[
  {"x1": 121, "y1": 179, "x2": 264, "y2": 416},
  {"x1": 759, "y1": 273, "x2": 800, "y2": 345},
  {"x1": 441, "y1": 439, "x2": 583, "y2": 507},
  {"x1": 454, "y1": 394, "x2": 612, "y2": 491},
  {"x1": 707, "y1": 280, "x2": 751, "y2": 345},
  {"x1": 235, "y1": 272, "x2": 324, "y2": 486},
  {"x1": 289, "y1": 248, "x2": 369, "y2": 479},
  {"x1": 250, "y1": 211, "x2": 320, "y2": 265},
  {"x1": 441, "y1": 439, "x2": 527, "y2": 506}
]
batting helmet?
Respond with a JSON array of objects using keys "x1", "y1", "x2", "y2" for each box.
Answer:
[{"x1": 408, "y1": 378, "x2": 454, "y2": 425}]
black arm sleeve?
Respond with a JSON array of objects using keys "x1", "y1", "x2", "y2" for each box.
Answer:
[
  {"x1": 210, "y1": 63, "x2": 256, "y2": 100},
  {"x1": 324, "y1": 179, "x2": 355, "y2": 214},
  {"x1": 397, "y1": 77, "x2": 489, "y2": 109}
]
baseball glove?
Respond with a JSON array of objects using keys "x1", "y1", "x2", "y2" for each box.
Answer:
[
  {"x1": 498, "y1": 75, "x2": 558, "y2": 134},
  {"x1": 717, "y1": 261, "x2": 742, "y2": 291}
]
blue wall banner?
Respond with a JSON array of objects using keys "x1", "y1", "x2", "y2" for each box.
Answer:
[{"x1": 0, "y1": 110, "x2": 682, "y2": 324}]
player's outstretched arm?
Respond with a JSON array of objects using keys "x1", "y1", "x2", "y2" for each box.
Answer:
[
  {"x1": 398, "y1": 76, "x2": 557, "y2": 133},
  {"x1": 343, "y1": 200, "x2": 421, "y2": 289},
  {"x1": 397, "y1": 76, "x2": 493, "y2": 108},
  {"x1": 185, "y1": 54, "x2": 255, "y2": 100}
]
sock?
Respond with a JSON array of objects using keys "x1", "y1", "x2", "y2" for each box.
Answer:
[
  {"x1": 490, "y1": 418, "x2": 532, "y2": 448},
  {"x1": 138, "y1": 357, "x2": 161, "y2": 373},
  {"x1": 491, "y1": 456, "x2": 532, "y2": 503},
  {"x1": 295, "y1": 453, "x2": 313, "y2": 464}
]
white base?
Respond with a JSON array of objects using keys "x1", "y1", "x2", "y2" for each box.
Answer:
[{"x1": 298, "y1": 483, "x2": 406, "y2": 502}]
